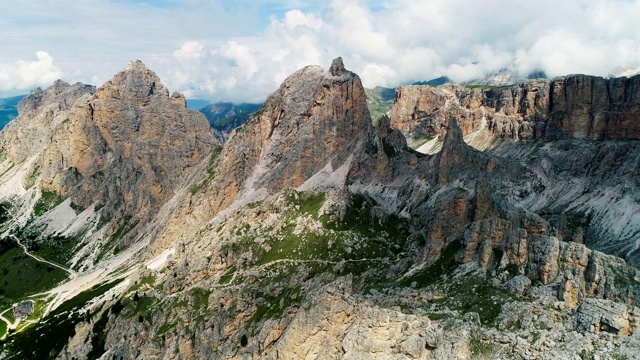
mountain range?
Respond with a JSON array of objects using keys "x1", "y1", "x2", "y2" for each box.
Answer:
[
  {"x1": 0, "y1": 95, "x2": 26, "y2": 132},
  {"x1": 0, "y1": 58, "x2": 638, "y2": 359},
  {"x1": 199, "y1": 102, "x2": 261, "y2": 144}
]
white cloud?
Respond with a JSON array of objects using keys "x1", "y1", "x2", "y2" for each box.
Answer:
[
  {"x1": 173, "y1": 41, "x2": 205, "y2": 61},
  {"x1": 163, "y1": 0, "x2": 640, "y2": 102},
  {"x1": 2, "y1": 1, "x2": 640, "y2": 102},
  {"x1": 283, "y1": 9, "x2": 323, "y2": 30},
  {"x1": 0, "y1": 52, "x2": 63, "y2": 92}
]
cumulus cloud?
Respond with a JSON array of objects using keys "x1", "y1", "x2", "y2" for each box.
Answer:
[
  {"x1": 2, "y1": 0, "x2": 640, "y2": 102},
  {"x1": 173, "y1": 41, "x2": 205, "y2": 61},
  {"x1": 159, "y1": 9, "x2": 330, "y2": 102},
  {"x1": 157, "y1": 0, "x2": 640, "y2": 102},
  {"x1": 0, "y1": 52, "x2": 63, "y2": 92}
]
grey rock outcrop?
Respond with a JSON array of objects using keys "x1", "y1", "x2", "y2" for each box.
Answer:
[
  {"x1": 0, "y1": 80, "x2": 96, "y2": 164},
  {"x1": 575, "y1": 298, "x2": 639, "y2": 336},
  {"x1": 461, "y1": 217, "x2": 640, "y2": 308},
  {"x1": 504, "y1": 275, "x2": 532, "y2": 297}
]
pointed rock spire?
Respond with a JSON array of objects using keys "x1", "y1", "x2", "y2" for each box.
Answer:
[
  {"x1": 329, "y1": 57, "x2": 347, "y2": 76},
  {"x1": 209, "y1": 57, "x2": 372, "y2": 209},
  {"x1": 443, "y1": 117, "x2": 465, "y2": 147},
  {"x1": 436, "y1": 117, "x2": 478, "y2": 185}
]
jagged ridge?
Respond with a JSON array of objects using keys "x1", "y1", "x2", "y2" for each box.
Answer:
[{"x1": 0, "y1": 58, "x2": 639, "y2": 360}]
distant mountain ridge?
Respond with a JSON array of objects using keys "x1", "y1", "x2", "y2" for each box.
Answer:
[
  {"x1": 0, "y1": 95, "x2": 26, "y2": 130},
  {"x1": 413, "y1": 69, "x2": 548, "y2": 87},
  {"x1": 199, "y1": 102, "x2": 261, "y2": 143},
  {"x1": 364, "y1": 86, "x2": 395, "y2": 122}
]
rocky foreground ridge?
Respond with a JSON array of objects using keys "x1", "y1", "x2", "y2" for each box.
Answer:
[{"x1": 0, "y1": 59, "x2": 638, "y2": 359}]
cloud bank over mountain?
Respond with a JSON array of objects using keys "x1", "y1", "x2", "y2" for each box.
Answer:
[
  {"x1": 2, "y1": 0, "x2": 640, "y2": 102},
  {"x1": 0, "y1": 52, "x2": 62, "y2": 93}
]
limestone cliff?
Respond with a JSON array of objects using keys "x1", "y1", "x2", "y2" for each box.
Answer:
[
  {"x1": 390, "y1": 74, "x2": 640, "y2": 147},
  {"x1": 214, "y1": 57, "x2": 371, "y2": 205},
  {"x1": 43, "y1": 61, "x2": 216, "y2": 224},
  {"x1": 385, "y1": 76, "x2": 640, "y2": 266},
  {"x1": 0, "y1": 80, "x2": 96, "y2": 164},
  {"x1": 0, "y1": 60, "x2": 217, "y2": 252}
]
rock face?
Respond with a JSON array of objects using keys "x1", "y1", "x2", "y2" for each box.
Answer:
[
  {"x1": 0, "y1": 80, "x2": 96, "y2": 164},
  {"x1": 206, "y1": 57, "x2": 371, "y2": 212},
  {"x1": 575, "y1": 299, "x2": 639, "y2": 336},
  {"x1": 386, "y1": 78, "x2": 640, "y2": 266},
  {"x1": 1, "y1": 60, "x2": 217, "y2": 235},
  {"x1": 389, "y1": 74, "x2": 640, "y2": 144},
  {"x1": 3, "y1": 59, "x2": 640, "y2": 360},
  {"x1": 461, "y1": 218, "x2": 640, "y2": 308}
]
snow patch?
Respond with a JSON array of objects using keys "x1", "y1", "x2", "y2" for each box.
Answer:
[{"x1": 146, "y1": 247, "x2": 175, "y2": 270}]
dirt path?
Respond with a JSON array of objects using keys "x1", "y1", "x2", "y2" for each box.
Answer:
[
  {"x1": 1, "y1": 235, "x2": 80, "y2": 337},
  {"x1": 10, "y1": 235, "x2": 77, "y2": 278},
  {"x1": 0, "y1": 308, "x2": 15, "y2": 336},
  {"x1": 0, "y1": 229, "x2": 150, "y2": 338}
]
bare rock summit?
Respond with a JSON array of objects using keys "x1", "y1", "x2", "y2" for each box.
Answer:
[
  {"x1": 1, "y1": 60, "x2": 217, "y2": 244},
  {"x1": 207, "y1": 57, "x2": 372, "y2": 211}
]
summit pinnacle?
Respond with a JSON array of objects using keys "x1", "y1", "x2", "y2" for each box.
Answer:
[{"x1": 329, "y1": 57, "x2": 346, "y2": 76}]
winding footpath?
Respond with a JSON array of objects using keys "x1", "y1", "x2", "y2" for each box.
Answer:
[
  {"x1": 10, "y1": 235, "x2": 77, "y2": 278},
  {"x1": 0, "y1": 235, "x2": 78, "y2": 337},
  {"x1": 0, "y1": 309, "x2": 12, "y2": 332}
]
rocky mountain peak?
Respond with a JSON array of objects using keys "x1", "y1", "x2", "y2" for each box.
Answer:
[
  {"x1": 1, "y1": 81, "x2": 95, "y2": 164},
  {"x1": 125, "y1": 59, "x2": 147, "y2": 71},
  {"x1": 436, "y1": 117, "x2": 481, "y2": 185},
  {"x1": 204, "y1": 58, "x2": 372, "y2": 211},
  {"x1": 16, "y1": 80, "x2": 95, "y2": 116},
  {"x1": 98, "y1": 60, "x2": 169, "y2": 105},
  {"x1": 1, "y1": 60, "x2": 217, "y2": 248},
  {"x1": 442, "y1": 116, "x2": 465, "y2": 147},
  {"x1": 329, "y1": 56, "x2": 347, "y2": 76},
  {"x1": 53, "y1": 61, "x2": 217, "y2": 225}
]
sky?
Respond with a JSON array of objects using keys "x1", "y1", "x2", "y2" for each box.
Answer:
[{"x1": 1, "y1": 0, "x2": 640, "y2": 103}]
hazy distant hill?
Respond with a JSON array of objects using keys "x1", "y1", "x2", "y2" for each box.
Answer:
[
  {"x1": 199, "y1": 102, "x2": 261, "y2": 143},
  {"x1": 186, "y1": 98, "x2": 210, "y2": 110},
  {"x1": 364, "y1": 86, "x2": 395, "y2": 123},
  {"x1": 0, "y1": 95, "x2": 26, "y2": 130},
  {"x1": 412, "y1": 70, "x2": 548, "y2": 88},
  {"x1": 412, "y1": 76, "x2": 450, "y2": 86}
]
